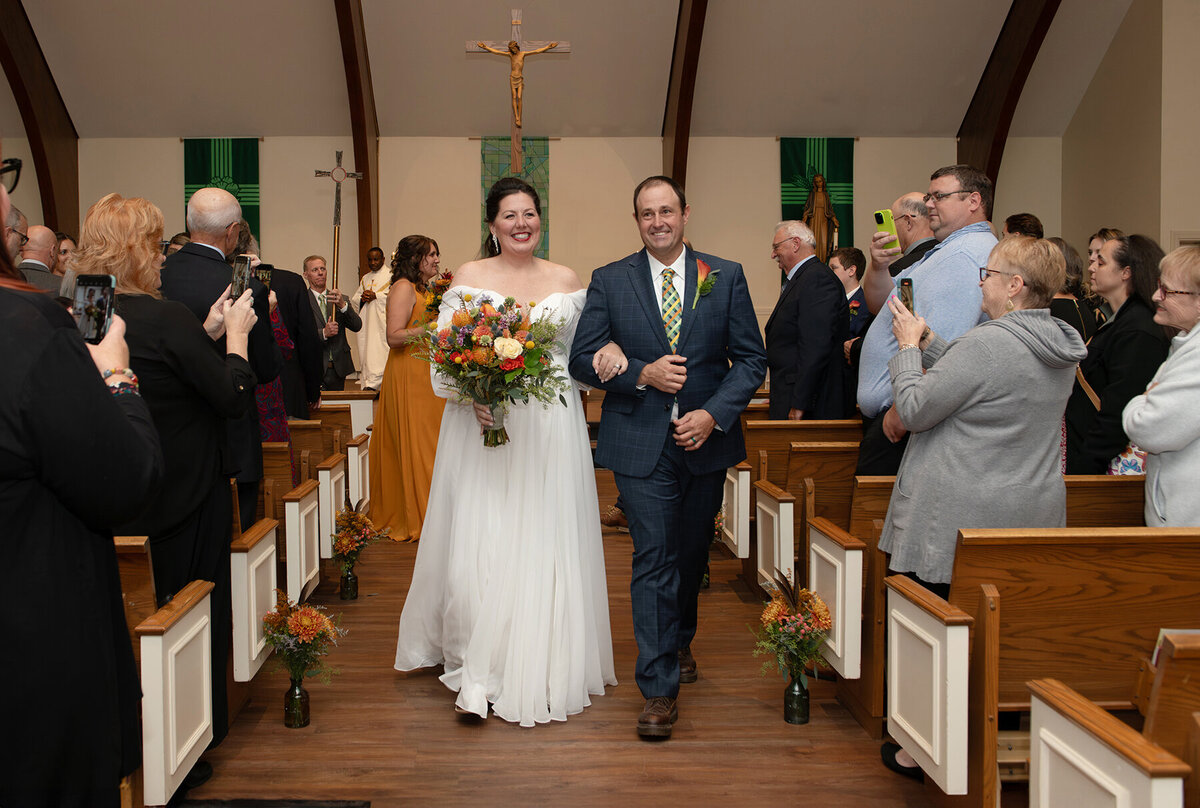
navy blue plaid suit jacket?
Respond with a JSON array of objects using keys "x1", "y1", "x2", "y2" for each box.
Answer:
[{"x1": 569, "y1": 248, "x2": 766, "y2": 478}]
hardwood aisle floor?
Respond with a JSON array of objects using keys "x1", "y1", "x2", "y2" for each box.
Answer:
[{"x1": 189, "y1": 528, "x2": 933, "y2": 807}]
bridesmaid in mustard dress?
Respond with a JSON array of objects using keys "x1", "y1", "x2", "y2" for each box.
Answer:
[{"x1": 369, "y1": 235, "x2": 446, "y2": 541}]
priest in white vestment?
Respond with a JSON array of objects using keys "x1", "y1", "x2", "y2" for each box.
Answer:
[{"x1": 351, "y1": 246, "x2": 391, "y2": 390}]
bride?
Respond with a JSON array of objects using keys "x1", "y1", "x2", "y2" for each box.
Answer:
[{"x1": 394, "y1": 177, "x2": 618, "y2": 726}]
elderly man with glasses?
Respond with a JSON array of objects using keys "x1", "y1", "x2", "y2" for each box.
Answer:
[{"x1": 853, "y1": 164, "x2": 998, "y2": 476}]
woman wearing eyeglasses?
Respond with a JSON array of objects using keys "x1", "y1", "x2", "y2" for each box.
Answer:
[
  {"x1": 878, "y1": 236, "x2": 1086, "y2": 780},
  {"x1": 1122, "y1": 246, "x2": 1200, "y2": 526},
  {"x1": 880, "y1": 237, "x2": 1087, "y2": 596},
  {"x1": 1064, "y1": 234, "x2": 1169, "y2": 473}
]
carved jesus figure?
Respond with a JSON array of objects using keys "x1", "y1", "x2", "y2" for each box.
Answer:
[{"x1": 477, "y1": 39, "x2": 558, "y2": 128}]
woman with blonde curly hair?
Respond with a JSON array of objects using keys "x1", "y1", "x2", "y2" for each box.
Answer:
[{"x1": 77, "y1": 193, "x2": 258, "y2": 751}]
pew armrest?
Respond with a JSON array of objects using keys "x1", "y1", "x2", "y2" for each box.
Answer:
[
  {"x1": 134, "y1": 580, "x2": 214, "y2": 636},
  {"x1": 231, "y1": 518, "x2": 279, "y2": 553},
  {"x1": 884, "y1": 574, "x2": 973, "y2": 625}
]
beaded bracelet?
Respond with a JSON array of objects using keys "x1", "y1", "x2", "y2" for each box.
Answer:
[
  {"x1": 102, "y1": 367, "x2": 138, "y2": 385},
  {"x1": 108, "y1": 382, "x2": 140, "y2": 398}
]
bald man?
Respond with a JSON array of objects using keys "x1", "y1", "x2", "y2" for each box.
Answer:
[
  {"x1": 885, "y1": 192, "x2": 937, "y2": 277},
  {"x1": 19, "y1": 225, "x2": 63, "y2": 294}
]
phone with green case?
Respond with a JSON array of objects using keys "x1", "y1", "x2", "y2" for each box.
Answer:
[{"x1": 874, "y1": 209, "x2": 900, "y2": 250}]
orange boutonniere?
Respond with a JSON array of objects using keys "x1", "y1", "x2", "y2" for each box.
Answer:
[
  {"x1": 692, "y1": 259, "x2": 720, "y2": 309},
  {"x1": 849, "y1": 298, "x2": 862, "y2": 315}
]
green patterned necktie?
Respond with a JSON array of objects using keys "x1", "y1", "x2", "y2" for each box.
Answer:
[{"x1": 662, "y1": 266, "x2": 681, "y2": 351}]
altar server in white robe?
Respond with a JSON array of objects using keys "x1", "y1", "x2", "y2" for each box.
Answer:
[{"x1": 351, "y1": 246, "x2": 391, "y2": 390}]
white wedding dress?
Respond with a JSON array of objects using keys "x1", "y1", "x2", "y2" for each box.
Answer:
[{"x1": 394, "y1": 286, "x2": 617, "y2": 726}]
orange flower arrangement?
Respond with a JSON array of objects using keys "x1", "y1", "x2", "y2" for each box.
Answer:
[{"x1": 262, "y1": 589, "x2": 344, "y2": 683}]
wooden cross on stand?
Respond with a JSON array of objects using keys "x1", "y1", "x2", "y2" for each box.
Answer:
[
  {"x1": 467, "y1": 9, "x2": 569, "y2": 173},
  {"x1": 314, "y1": 150, "x2": 362, "y2": 302}
]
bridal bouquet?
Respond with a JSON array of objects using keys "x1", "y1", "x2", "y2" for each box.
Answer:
[
  {"x1": 417, "y1": 292, "x2": 570, "y2": 447},
  {"x1": 753, "y1": 578, "x2": 832, "y2": 687}
]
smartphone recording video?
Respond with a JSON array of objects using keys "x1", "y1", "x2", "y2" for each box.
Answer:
[
  {"x1": 73, "y1": 274, "x2": 116, "y2": 345},
  {"x1": 874, "y1": 209, "x2": 899, "y2": 251}
]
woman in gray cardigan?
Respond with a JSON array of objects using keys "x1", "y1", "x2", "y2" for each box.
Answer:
[{"x1": 878, "y1": 236, "x2": 1088, "y2": 593}]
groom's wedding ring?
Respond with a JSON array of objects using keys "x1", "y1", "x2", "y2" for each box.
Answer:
[{"x1": 690, "y1": 437, "x2": 697, "y2": 444}]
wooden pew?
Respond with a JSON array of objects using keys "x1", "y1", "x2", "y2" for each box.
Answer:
[
  {"x1": 1145, "y1": 633, "x2": 1200, "y2": 773},
  {"x1": 136, "y1": 579, "x2": 214, "y2": 807},
  {"x1": 345, "y1": 432, "x2": 370, "y2": 513},
  {"x1": 315, "y1": 452, "x2": 348, "y2": 559},
  {"x1": 287, "y1": 419, "x2": 325, "y2": 481},
  {"x1": 1028, "y1": 678, "x2": 1190, "y2": 807},
  {"x1": 282, "y1": 479, "x2": 321, "y2": 602},
  {"x1": 885, "y1": 527, "x2": 1200, "y2": 805},
  {"x1": 749, "y1": 440, "x2": 860, "y2": 591},
  {"x1": 259, "y1": 441, "x2": 294, "y2": 524},
  {"x1": 230, "y1": 518, "x2": 278, "y2": 682},
  {"x1": 317, "y1": 388, "x2": 377, "y2": 439},
  {"x1": 836, "y1": 474, "x2": 1148, "y2": 740},
  {"x1": 310, "y1": 402, "x2": 354, "y2": 458},
  {"x1": 736, "y1": 419, "x2": 861, "y2": 587},
  {"x1": 114, "y1": 535, "x2": 156, "y2": 671}
]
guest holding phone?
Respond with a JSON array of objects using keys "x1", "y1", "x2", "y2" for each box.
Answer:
[
  {"x1": 1, "y1": 155, "x2": 163, "y2": 806},
  {"x1": 877, "y1": 236, "x2": 1086, "y2": 780},
  {"x1": 73, "y1": 194, "x2": 257, "y2": 768}
]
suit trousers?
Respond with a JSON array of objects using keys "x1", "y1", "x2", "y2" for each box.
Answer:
[
  {"x1": 614, "y1": 432, "x2": 724, "y2": 699},
  {"x1": 322, "y1": 365, "x2": 346, "y2": 391},
  {"x1": 855, "y1": 407, "x2": 911, "y2": 477}
]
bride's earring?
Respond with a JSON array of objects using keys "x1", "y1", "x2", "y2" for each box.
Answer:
[{"x1": 491, "y1": 233, "x2": 499, "y2": 253}]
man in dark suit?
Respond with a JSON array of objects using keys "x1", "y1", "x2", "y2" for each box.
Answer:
[
  {"x1": 159, "y1": 187, "x2": 282, "y2": 530},
  {"x1": 570, "y1": 176, "x2": 766, "y2": 739},
  {"x1": 302, "y1": 254, "x2": 361, "y2": 391},
  {"x1": 764, "y1": 220, "x2": 851, "y2": 420},
  {"x1": 270, "y1": 266, "x2": 323, "y2": 418}
]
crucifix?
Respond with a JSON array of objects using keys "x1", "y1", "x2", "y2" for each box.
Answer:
[
  {"x1": 467, "y1": 9, "x2": 569, "y2": 173},
  {"x1": 314, "y1": 150, "x2": 362, "y2": 306}
]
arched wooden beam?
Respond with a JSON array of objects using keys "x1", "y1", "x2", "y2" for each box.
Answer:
[
  {"x1": 662, "y1": 0, "x2": 707, "y2": 189},
  {"x1": 333, "y1": 0, "x2": 380, "y2": 277},
  {"x1": 957, "y1": 0, "x2": 1061, "y2": 187},
  {"x1": 0, "y1": 0, "x2": 79, "y2": 235}
]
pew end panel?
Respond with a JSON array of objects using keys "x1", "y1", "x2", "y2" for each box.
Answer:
[
  {"x1": 136, "y1": 580, "x2": 214, "y2": 808},
  {"x1": 753, "y1": 479, "x2": 794, "y2": 592},
  {"x1": 283, "y1": 479, "x2": 321, "y2": 603},
  {"x1": 721, "y1": 461, "x2": 752, "y2": 559},
  {"x1": 886, "y1": 574, "x2": 974, "y2": 796},
  {"x1": 1028, "y1": 678, "x2": 1190, "y2": 808},
  {"x1": 836, "y1": 515, "x2": 889, "y2": 739},
  {"x1": 345, "y1": 433, "x2": 370, "y2": 516},
  {"x1": 230, "y1": 518, "x2": 278, "y2": 683},
  {"x1": 808, "y1": 517, "x2": 864, "y2": 679},
  {"x1": 316, "y1": 452, "x2": 348, "y2": 560},
  {"x1": 1187, "y1": 713, "x2": 1200, "y2": 808}
]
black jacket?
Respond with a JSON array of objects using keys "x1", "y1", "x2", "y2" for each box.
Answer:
[{"x1": 1065, "y1": 296, "x2": 1168, "y2": 473}]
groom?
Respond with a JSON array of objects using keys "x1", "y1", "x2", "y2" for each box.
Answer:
[{"x1": 570, "y1": 176, "x2": 766, "y2": 739}]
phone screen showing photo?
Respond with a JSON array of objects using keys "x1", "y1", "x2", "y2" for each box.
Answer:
[
  {"x1": 251, "y1": 262, "x2": 274, "y2": 289},
  {"x1": 72, "y1": 275, "x2": 116, "y2": 345},
  {"x1": 899, "y1": 278, "x2": 915, "y2": 314},
  {"x1": 231, "y1": 256, "x2": 252, "y2": 298}
]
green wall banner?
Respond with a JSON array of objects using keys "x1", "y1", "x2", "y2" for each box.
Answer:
[
  {"x1": 780, "y1": 137, "x2": 854, "y2": 254},
  {"x1": 481, "y1": 137, "x2": 549, "y2": 260},
  {"x1": 184, "y1": 138, "x2": 260, "y2": 244}
]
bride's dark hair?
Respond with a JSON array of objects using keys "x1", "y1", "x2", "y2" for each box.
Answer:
[
  {"x1": 480, "y1": 177, "x2": 541, "y2": 258},
  {"x1": 390, "y1": 235, "x2": 439, "y2": 291}
]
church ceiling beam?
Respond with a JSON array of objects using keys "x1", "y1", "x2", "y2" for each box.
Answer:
[
  {"x1": 662, "y1": 0, "x2": 707, "y2": 189},
  {"x1": 957, "y1": 0, "x2": 1061, "y2": 187},
  {"x1": 0, "y1": 0, "x2": 79, "y2": 235},
  {"x1": 333, "y1": 0, "x2": 379, "y2": 276}
]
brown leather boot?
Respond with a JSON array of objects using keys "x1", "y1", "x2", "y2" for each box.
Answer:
[
  {"x1": 678, "y1": 646, "x2": 698, "y2": 683},
  {"x1": 637, "y1": 696, "x2": 678, "y2": 738}
]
